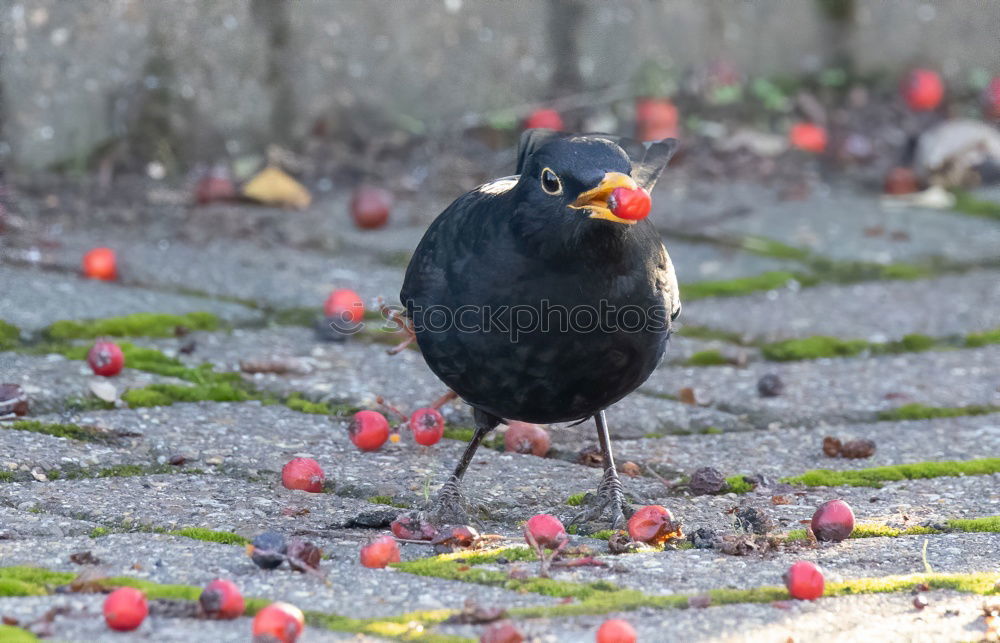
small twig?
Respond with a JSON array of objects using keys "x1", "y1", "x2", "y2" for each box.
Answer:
[
  {"x1": 921, "y1": 538, "x2": 933, "y2": 574},
  {"x1": 431, "y1": 390, "x2": 458, "y2": 410}
]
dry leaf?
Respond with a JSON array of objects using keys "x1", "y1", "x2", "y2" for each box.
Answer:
[
  {"x1": 242, "y1": 165, "x2": 311, "y2": 209},
  {"x1": 89, "y1": 380, "x2": 118, "y2": 403}
]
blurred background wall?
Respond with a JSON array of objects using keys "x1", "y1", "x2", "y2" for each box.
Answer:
[{"x1": 1, "y1": 0, "x2": 997, "y2": 172}]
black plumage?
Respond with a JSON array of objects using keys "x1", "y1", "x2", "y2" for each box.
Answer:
[{"x1": 400, "y1": 130, "x2": 680, "y2": 528}]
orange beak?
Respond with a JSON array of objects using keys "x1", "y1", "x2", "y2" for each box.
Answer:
[{"x1": 569, "y1": 172, "x2": 639, "y2": 224}]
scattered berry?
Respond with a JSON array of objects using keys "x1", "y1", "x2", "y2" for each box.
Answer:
[
  {"x1": 103, "y1": 587, "x2": 148, "y2": 631},
  {"x1": 983, "y1": 77, "x2": 1000, "y2": 119},
  {"x1": 409, "y1": 407, "x2": 445, "y2": 446},
  {"x1": 432, "y1": 525, "x2": 479, "y2": 549},
  {"x1": 390, "y1": 514, "x2": 438, "y2": 541},
  {"x1": 323, "y1": 288, "x2": 365, "y2": 324},
  {"x1": 87, "y1": 341, "x2": 125, "y2": 377},
  {"x1": 348, "y1": 410, "x2": 390, "y2": 451},
  {"x1": 194, "y1": 166, "x2": 236, "y2": 204},
  {"x1": 789, "y1": 123, "x2": 827, "y2": 153},
  {"x1": 756, "y1": 373, "x2": 784, "y2": 397},
  {"x1": 609, "y1": 187, "x2": 652, "y2": 221},
  {"x1": 199, "y1": 578, "x2": 245, "y2": 619},
  {"x1": 281, "y1": 457, "x2": 325, "y2": 493},
  {"x1": 913, "y1": 594, "x2": 929, "y2": 610},
  {"x1": 286, "y1": 537, "x2": 323, "y2": 573},
  {"x1": 250, "y1": 531, "x2": 287, "y2": 569},
  {"x1": 822, "y1": 436, "x2": 843, "y2": 457},
  {"x1": 524, "y1": 108, "x2": 564, "y2": 131},
  {"x1": 82, "y1": 247, "x2": 118, "y2": 281},
  {"x1": 480, "y1": 620, "x2": 525, "y2": 643},
  {"x1": 811, "y1": 499, "x2": 855, "y2": 542},
  {"x1": 252, "y1": 601, "x2": 305, "y2": 643},
  {"x1": 627, "y1": 505, "x2": 682, "y2": 545},
  {"x1": 883, "y1": 167, "x2": 920, "y2": 195},
  {"x1": 360, "y1": 534, "x2": 401, "y2": 568},
  {"x1": 635, "y1": 97, "x2": 679, "y2": 141},
  {"x1": 902, "y1": 68, "x2": 944, "y2": 111},
  {"x1": 503, "y1": 421, "x2": 550, "y2": 457},
  {"x1": 596, "y1": 618, "x2": 637, "y2": 643},
  {"x1": 784, "y1": 560, "x2": 825, "y2": 600},
  {"x1": 350, "y1": 186, "x2": 393, "y2": 230},
  {"x1": 524, "y1": 513, "x2": 568, "y2": 550},
  {"x1": 0, "y1": 383, "x2": 29, "y2": 417}
]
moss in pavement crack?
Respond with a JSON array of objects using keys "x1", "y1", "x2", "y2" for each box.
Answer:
[
  {"x1": 0, "y1": 320, "x2": 21, "y2": 350},
  {"x1": 43, "y1": 312, "x2": 220, "y2": 340},
  {"x1": 876, "y1": 404, "x2": 1000, "y2": 422},
  {"x1": 951, "y1": 189, "x2": 1000, "y2": 221},
  {"x1": 779, "y1": 458, "x2": 1000, "y2": 487},
  {"x1": 785, "y1": 516, "x2": 1000, "y2": 541},
  {"x1": 3, "y1": 420, "x2": 120, "y2": 444}
]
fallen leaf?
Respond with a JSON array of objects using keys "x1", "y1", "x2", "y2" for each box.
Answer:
[
  {"x1": 69, "y1": 551, "x2": 101, "y2": 565},
  {"x1": 89, "y1": 380, "x2": 118, "y2": 403},
  {"x1": 242, "y1": 165, "x2": 311, "y2": 210}
]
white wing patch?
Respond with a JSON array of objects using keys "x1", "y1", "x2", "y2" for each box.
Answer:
[{"x1": 477, "y1": 176, "x2": 518, "y2": 195}]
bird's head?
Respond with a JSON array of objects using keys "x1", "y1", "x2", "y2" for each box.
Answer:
[{"x1": 507, "y1": 130, "x2": 678, "y2": 237}]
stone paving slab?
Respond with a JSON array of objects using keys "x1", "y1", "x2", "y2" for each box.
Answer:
[
  {"x1": 654, "y1": 182, "x2": 1000, "y2": 265},
  {"x1": 0, "y1": 506, "x2": 98, "y2": 539},
  {"x1": 0, "y1": 264, "x2": 261, "y2": 333},
  {"x1": 440, "y1": 591, "x2": 999, "y2": 643},
  {"x1": 0, "y1": 422, "x2": 143, "y2": 479},
  {"x1": 0, "y1": 595, "x2": 353, "y2": 642},
  {"x1": 0, "y1": 533, "x2": 558, "y2": 621},
  {"x1": 682, "y1": 269, "x2": 1000, "y2": 343},
  {"x1": 0, "y1": 351, "x2": 187, "y2": 414},
  {"x1": 642, "y1": 345, "x2": 1000, "y2": 428},
  {"x1": 615, "y1": 415, "x2": 1000, "y2": 479}
]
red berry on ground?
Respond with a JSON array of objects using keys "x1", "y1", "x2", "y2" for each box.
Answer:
[
  {"x1": 252, "y1": 602, "x2": 305, "y2": 643},
  {"x1": 789, "y1": 123, "x2": 827, "y2": 153},
  {"x1": 503, "y1": 421, "x2": 550, "y2": 457},
  {"x1": 610, "y1": 187, "x2": 652, "y2": 221},
  {"x1": 199, "y1": 578, "x2": 245, "y2": 619},
  {"x1": 811, "y1": 499, "x2": 855, "y2": 542},
  {"x1": 902, "y1": 68, "x2": 944, "y2": 111},
  {"x1": 596, "y1": 618, "x2": 637, "y2": 643},
  {"x1": 883, "y1": 167, "x2": 920, "y2": 195},
  {"x1": 635, "y1": 97, "x2": 679, "y2": 142},
  {"x1": 87, "y1": 341, "x2": 125, "y2": 377},
  {"x1": 524, "y1": 513, "x2": 568, "y2": 550},
  {"x1": 409, "y1": 407, "x2": 445, "y2": 446},
  {"x1": 281, "y1": 457, "x2": 325, "y2": 493},
  {"x1": 103, "y1": 587, "x2": 148, "y2": 631},
  {"x1": 323, "y1": 288, "x2": 365, "y2": 323},
  {"x1": 784, "y1": 560, "x2": 825, "y2": 600},
  {"x1": 82, "y1": 247, "x2": 118, "y2": 281},
  {"x1": 983, "y1": 77, "x2": 1000, "y2": 119},
  {"x1": 348, "y1": 410, "x2": 390, "y2": 451},
  {"x1": 194, "y1": 166, "x2": 236, "y2": 205},
  {"x1": 390, "y1": 514, "x2": 438, "y2": 541},
  {"x1": 524, "y1": 108, "x2": 564, "y2": 131},
  {"x1": 350, "y1": 186, "x2": 393, "y2": 230},
  {"x1": 627, "y1": 505, "x2": 681, "y2": 546},
  {"x1": 359, "y1": 533, "x2": 401, "y2": 568},
  {"x1": 480, "y1": 620, "x2": 525, "y2": 643}
]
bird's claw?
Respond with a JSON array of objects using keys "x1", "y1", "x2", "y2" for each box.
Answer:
[
  {"x1": 566, "y1": 470, "x2": 632, "y2": 532},
  {"x1": 419, "y1": 476, "x2": 476, "y2": 528}
]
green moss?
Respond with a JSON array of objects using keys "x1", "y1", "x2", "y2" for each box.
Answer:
[
  {"x1": 966, "y1": 328, "x2": 1000, "y2": 348},
  {"x1": 368, "y1": 495, "x2": 410, "y2": 509},
  {"x1": 4, "y1": 420, "x2": 118, "y2": 444},
  {"x1": 785, "y1": 524, "x2": 943, "y2": 541},
  {"x1": 589, "y1": 529, "x2": 615, "y2": 541},
  {"x1": 780, "y1": 458, "x2": 1000, "y2": 488},
  {"x1": 951, "y1": 189, "x2": 1000, "y2": 221},
  {"x1": 284, "y1": 394, "x2": 332, "y2": 415},
  {"x1": 738, "y1": 236, "x2": 813, "y2": 261},
  {"x1": 725, "y1": 475, "x2": 755, "y2": 493},
  {"x1": 762, "y1": 335, "x2": 870, "y2": 361},
  {"x1": 682, "y1": 271, "x2": 798, "y2": 300},
  {"x1": 0, "y1": 471, "x2": 12, "y2": 482},
  {"x1": 675, "y1": 325, "x2": 748, "y2": 344},
  {"x1": 121, "y1": 382, "x2": 256, "y2": 408},
  {"x1": 0, "y1": 320, "x2": 21, "y2": 350},
  {"x1": 89, "y1": 527, "x2": 111, "y2": 538},
  {"x1": 43, "y1": 312, "x2": 220, "y2": 340},
  {"x1": 947, "y1": 516, "x2": 1000, "y2": 533},
  {"x1": 167, "y1": 527, "x2": 248, "y2": 545},
  {"x1": 0, "y1": 625, "x2": 39, "y2": 642},
  {"x1": 702, "y1": 426, "x2": 723, "y2": 435},
  {"x1": 271, "y1": 306, "x2": 317, "y2": 327},
  {"x1": 894, "y1": 333, "x2": 936, "y2": 352},
  {"x1": 877, "y1": 403, "x2": 1000, "y2": 421},
  {"x1": 566, "y1": 493, "x2": 587, "y2": 507},
  {"x1": 441, "y1": 426, "x2": 504, "y2": 450},
  {"x1": 0, "y1": 578, "x2": 49, "y2": 598},
  {"x1": 683, "y1": 350, "x2": 729, "y2": 366}
]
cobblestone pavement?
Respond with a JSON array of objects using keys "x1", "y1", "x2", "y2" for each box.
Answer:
[{"x1": 1, "y1": 182, "x2": 998, "y2": 642}]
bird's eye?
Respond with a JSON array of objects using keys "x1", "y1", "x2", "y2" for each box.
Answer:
[{"x1": 540, "y1": 168, "x2": 562, "y2": 195}]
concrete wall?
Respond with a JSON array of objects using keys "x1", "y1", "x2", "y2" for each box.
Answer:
[{"x1": 1, "y1": 0, "x2": 998, "y2": 171}]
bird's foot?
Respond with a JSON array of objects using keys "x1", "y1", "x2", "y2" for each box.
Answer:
[
  {"x1": 567, "y1": 469, "x2": 633, "y2": 532},
  {"x1": 398, "y1": 476, "x2": 475, "y2": 534}
]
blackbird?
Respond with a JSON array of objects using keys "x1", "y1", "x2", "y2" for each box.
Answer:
[{"x1": 400, "y1": 130, "x2": 680, "y2": 529}]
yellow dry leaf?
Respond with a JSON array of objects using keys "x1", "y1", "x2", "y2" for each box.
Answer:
[{"x1": 241, "y1": 165, "x2": 311, "y2": 209}]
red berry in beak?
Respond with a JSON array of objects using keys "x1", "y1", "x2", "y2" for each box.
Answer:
[
  {"x1": 252, "y1": 602, "x2": 305, "y2": 643},
  {"x1": 360, "y1": 533, "x2": 401, "y2": 568},
  {"x1": 524, "y1": 513, "x2": 568, "y2": 550},
  {"x1": 810, "y1": 499, "x2": 855, "y2": 542},
  {"x1": 281, "y1": 457, "x2": 325, "y2": 493},
  {"x1": 409, "y1": 407, "x2": 445, "y2": 446},
  {"x1": 596, "y1": 618, "x2": 637, "y2": 643},
  {"x1": 87, "y1": 341, "x2": 125, "y2": 377},
  {"x1": 199, "y1": 578, "x2": 245, "y2": 619},
  {"x1": 103, "y1": 587, "x2": 148, "y2": 631},
  {"x1": 627, "y1": 505, "x2": 682, "y2": 545},
  {"x1": 348, "y1": 410, "x2": 390, "y2": 451},
  {"x1": 609, "y1": 187, "x2": 651, "y2": 221},
  {"x1": 784, "y1": 560, "x2": 825, "y2": 600}
]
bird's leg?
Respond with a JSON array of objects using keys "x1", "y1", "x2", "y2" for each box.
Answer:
[
  {"x1": 568, "y1": 410, "x2": 632, "y2": 530},
  {"x1": 422, "y1": 408, "x2": 500, "y2": 526}
]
